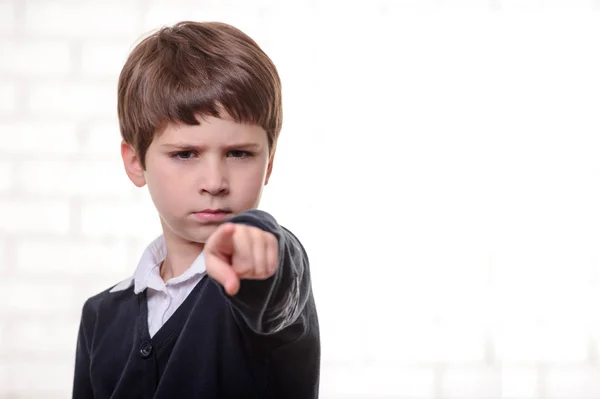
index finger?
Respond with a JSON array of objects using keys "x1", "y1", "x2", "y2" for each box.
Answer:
[
  {"x1": 206, "y1": 253, "x2": 240, "y2": 296},
  {"x1": 206, "y1": 222, "x2": 236, "y2": 256}
]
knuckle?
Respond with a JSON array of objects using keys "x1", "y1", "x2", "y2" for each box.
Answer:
[
  {"x1": 258, "y1": 270, "x2": 270, "y2": 279},
  {"x1": 268, "y1": 234, "x2": 278, "y2": 247}
]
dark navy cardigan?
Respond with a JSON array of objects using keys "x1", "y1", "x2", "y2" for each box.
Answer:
[{"x1": 72, "y1": 210, "x2": 320, "y2": 398}]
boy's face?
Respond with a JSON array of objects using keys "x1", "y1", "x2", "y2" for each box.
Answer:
[{"x1": 122, "y1": 113, "x2": 274, "y2": 245}]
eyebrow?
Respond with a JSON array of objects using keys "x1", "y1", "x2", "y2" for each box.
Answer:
[{"x1": 161, "y1": 143, "x2": 262, "y2": 151}]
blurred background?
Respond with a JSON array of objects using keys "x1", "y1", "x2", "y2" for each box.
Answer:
[{"x1": 1, "y1": 0, "x2": 600, "y2": 398}]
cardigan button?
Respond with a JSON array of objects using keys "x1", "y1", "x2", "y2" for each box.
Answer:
[{"x1": 139, "y1": 342, "x2": 153, "y2": 358}]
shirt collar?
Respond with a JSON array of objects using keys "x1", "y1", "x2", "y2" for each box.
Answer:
[{"x1": 131, "y1": 235, "x2": 206, "y2": 294}]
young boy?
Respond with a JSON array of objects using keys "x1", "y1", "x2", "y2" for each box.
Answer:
[{"x1": 72, "y1": 21, "x2": 320, "y2": 398}]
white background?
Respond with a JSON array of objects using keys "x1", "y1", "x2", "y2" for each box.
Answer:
[{"x1": 1, "y1": 0, "x2": 600, "y2": 398}]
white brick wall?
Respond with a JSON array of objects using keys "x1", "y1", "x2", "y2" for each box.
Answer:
[
  {"x1": 0, "y1": 200, "x2": 71, "y2": 235},
  {"x1": 23, "y1": 2, "x2": 141, "y2": 38},
  {"x1": 0, "y1": 41, "x2": 73, "y2": 77},
  {"x1": 545, "y1": 368, "x2": 600, "y2": 399},
  {"x1": 82, "y1": 122, "x2": 122, "y2": 155},
  {"x1": 0, "y1": 81, "x2": 17, "y2": 113},
  {"x1": 6, "y1": 316, "x2": 79, "y2": 358},
  {"x1": 0, "y1": 2, "x2": 16, "y2": 35},
  {"x1": 80, "y1": 42, "x2": 133, "y2": 78},
  {"x1": 18, "y1": 159, "x2": 134, "y2": 198},
  {"x1": 0, "y1": 364, "x2": 6, "y2": 399},
  {"x1": 5, "y1": 360, "x2": 75, "y2": 397},
  {"x1": 0, "y1": 121, "x2": 79, "y2": 154},
  {"x1": 27, "y1": 82, "x2": 116, "y2": 119},
  {"x1": 0, "y1": 161, "x2": 12, "y2": 193},
  {"x1": 320, "y1": 364, "x2": 436, "y2": 398},
  {"x1": 442, "y1": 368, "x2": 502, "y2": 399},
  {"x1": 501, "y1": 367, "x2": 539, "y2": 399},
  {"x1": 0, "y1": 278, "x2": 78, "y2": 316},
  {"x1": 2, "y1": 0, "x2": 600, "y2": 398},
  {"x1": 0, "y1": 235, "x2": 5, "y2": 272},
  {"x1": 15, "y1": 238, "x2": 130, "y2": 276}
]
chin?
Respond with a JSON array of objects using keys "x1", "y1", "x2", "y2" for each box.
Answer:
[
  {"x1": 163, "y1": 216, "x2": 223, "y2": 244},
  {"x1": 184, "y1": 225, "x2": 220, "y2": 244}
]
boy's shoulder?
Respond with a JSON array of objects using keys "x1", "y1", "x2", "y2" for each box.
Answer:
[{"x1": 80, "y1": 277, "x2": 135, "y2": 319}]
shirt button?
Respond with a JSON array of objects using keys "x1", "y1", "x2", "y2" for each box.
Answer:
[{"x1": 139, "y1": 342, "x2": 153, "y2": 358}]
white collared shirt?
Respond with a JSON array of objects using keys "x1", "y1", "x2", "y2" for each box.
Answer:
[{"x1": 110, "y1": 235, "x2": 206, "y2": 337}]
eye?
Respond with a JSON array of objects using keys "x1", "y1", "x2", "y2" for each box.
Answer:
[
  {"x1": 171, "y1": 151, "x2": 196, "y2": 160},
  {"x1": 228, "y1": 150, "x2": 253, "y2": 159}
]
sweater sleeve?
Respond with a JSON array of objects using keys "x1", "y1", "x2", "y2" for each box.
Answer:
[
  {"x1": 72, "y1": 301, "x2": 95, "y2": 399},
  {"x1": 222, "y1": 209, "x2": 313, "y2": 337}
]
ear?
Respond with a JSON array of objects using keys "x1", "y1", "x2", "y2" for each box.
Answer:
[
  {"x1": 121, "y1": 141, "x2": 146, "y2": 187},
  {"x1": 264, "y1": 149, "x2": 275, "y2": 186}
]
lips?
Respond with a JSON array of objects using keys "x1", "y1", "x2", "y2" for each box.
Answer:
[{"x1": 192, "y1": 209, "x2": 232, "y2": 223}]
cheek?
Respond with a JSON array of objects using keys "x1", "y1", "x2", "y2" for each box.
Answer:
[
  {"x1": 146, "y1": 169, "x2": 170, "y2": 194},
  {"x1": 145, "y1": 161, "x2": 185, "y2": 208},
  {"x1": 146, "y1": 157, "x2": 184, "y2": 187},
  {"x1": 231, "y1": 166, "x2": 268, "y2": 203}
]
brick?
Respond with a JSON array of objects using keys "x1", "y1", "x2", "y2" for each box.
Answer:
[
  {"x1": 142, "y1": 3, "x2": 262, "y2": 34},
  {"x1": 0, "y1": 279, "x2": 77, "y2": 316},
  {"x1": 5, "y1": 360, "x2": 73, "y2": 396},
  {"x1": 318, "y1": 299, "x2": 366, "y2": 363},
  {"x1": 437, "y1": 0, "x2": 491, "y2": 8},
  {"x1": 496, "y1": 262, "x2": 592, "y2": 328},
  {"x1": 366, "y1": 322, "x2": 486, "y2": 363},
  {"x1": 380, "y1": 0, "x2": 439, "y2": 10},
  {"x1": 80, "y1": 42, "x2": 132, "y2": 78},
  {"x1": 0, "y1": 199, "x2": 70, "y2": 235},
  {"x1": 83, "y1": 122, "x2": 122, "y2": 155},
  {"x1": 0, "y1": 81, "x2": 17, "y2": 113},
  {"x1": 0, "y1": 319, "x2": 4, "y2": 346},
  {"x1": 0, "y1": 160, "x2": 12, "y2": 192},
  {"x1": 0, "y1": 41, "x2": 73, "y2": 76},
  {"x1": 320, "y1": 363, "x2": 435, "y2": 398},
  {"x1": 27, "y1": 82, "x2": 116, "y2": 119},
  {"x1": 501, "y1": 367, "x2": 539, "y2": 399},
  {"x1": 24, "y1": 2, "x2": 139, "y2": 38},
  {"x1": 500, "y1": 0, "x2": 544, "y2": 8},
  {"x1": 6, "y1": 317, "x2": 78, "y2": 357},
  {"x1": 0, "y1": 362, "x2": 6, "y2": 398},
  {"x1": 19, "y1": 159, "x2": 134, "y2": 198},
  {"x1": 545, "y1": 367, "x2": 600, "y2": 399},
  {"x1": 0, "y1": 122, "x2": 79, "y2": 154},
  {"x1": 441, "y1": 368, "x2": 501, "y2": 399},
  {"x1": 80, "y1": 199, "x2": 162, "y2": 239},
  {"x1": 0, "y1": 2, "x2": 15, "y2": 34},
  {"x1": 0, "y1": 236, "x2": 5, "y2": 273},
  {"x1": 544, "y1": 0, "x2": 594, "y2": 7},
  {"x1": 496, "y1": 325, "x2": 588, "y2": 363},
  {"x1": 16, "y1": 238, "x2": 129, "y2": 276}
]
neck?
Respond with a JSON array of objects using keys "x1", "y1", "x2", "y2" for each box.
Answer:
[{"x1": 160, "y1": 231, "x2": 205, "y2": 282}]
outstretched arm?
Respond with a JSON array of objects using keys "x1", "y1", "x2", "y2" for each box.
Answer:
[{"x1": 204, "y1": 209, "x2": 312, "y2": 336}]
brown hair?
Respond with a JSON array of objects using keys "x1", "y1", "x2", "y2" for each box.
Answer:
[{"x1": 117, "y1": 21, "x2": 282, "y2": 169}]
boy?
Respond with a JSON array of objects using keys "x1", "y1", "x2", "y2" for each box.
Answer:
[{"x1": 72, "y1": 21, "x2": 320, "y2": 398}]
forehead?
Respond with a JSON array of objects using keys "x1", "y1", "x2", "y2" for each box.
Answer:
[{"x1": 155, "y1": 115, "x2": 267, "y2": 145}]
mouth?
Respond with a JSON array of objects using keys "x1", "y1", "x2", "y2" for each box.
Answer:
[
  {"x1": 198, "y1": 209, "x2": 231, "y2": 214},
  {"x1": 192, "y1": 209, "x2": 232, "y2": 223}
]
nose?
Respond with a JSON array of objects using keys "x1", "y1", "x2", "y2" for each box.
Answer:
[{"x1": 199, "y1": 158, "x2": 229, "y2": 196}]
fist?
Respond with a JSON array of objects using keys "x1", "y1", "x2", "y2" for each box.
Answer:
[{"x1": 204, "y1": 222, "x2": 279, "y2": 296}]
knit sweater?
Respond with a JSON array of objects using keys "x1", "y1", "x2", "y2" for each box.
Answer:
[{"x1": 71, "y1": 210, "x2": 320, "y2": 399}]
